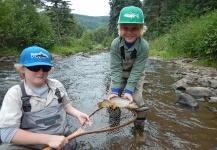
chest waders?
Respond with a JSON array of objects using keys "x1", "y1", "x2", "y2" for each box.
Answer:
[
  {"x1": 18, "y1": 82, "x2": 77, "y2": 150},
  {"x1": 120, "y1": 45, "x2": 148, "y2": 139}
]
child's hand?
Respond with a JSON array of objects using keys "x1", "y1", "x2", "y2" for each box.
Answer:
[
  {"x1": 46, "y1": 135, "x2": 68, "y2": 150},
  {"x1": 107, "y1": 93, "x2": 118, "y2": 102},
  {"x1": 123, "y1": 93, "x2": 133, "y2": 103},
  {"x1": 77, "y1": 113, "x2": 92, "y2": 126}
]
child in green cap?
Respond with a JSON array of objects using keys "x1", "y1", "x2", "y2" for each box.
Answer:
[{"x1": 107, "y1": 6, "x2": 149, "y2": 140}]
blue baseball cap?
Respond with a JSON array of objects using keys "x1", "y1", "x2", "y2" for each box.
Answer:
[{"x1": 19, "y1": 46, "x2": 54, "y2": 67}]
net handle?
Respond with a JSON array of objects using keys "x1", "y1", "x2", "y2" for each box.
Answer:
[
  {"x1": 67, "y1": 107, "x2": 137, "y2": 138},
  {"x1": 42, "y1": 107, "x2": 137, "y2": 150}
]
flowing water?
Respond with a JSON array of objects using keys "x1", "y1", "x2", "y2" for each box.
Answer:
[{"x1": 0, "y1": 52, "x2": 216, "y2": 150}]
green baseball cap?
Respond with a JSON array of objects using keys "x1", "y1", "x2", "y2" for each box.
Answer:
[{"x1": 118, "y1": 6, "x2": 144, "y2": 24}]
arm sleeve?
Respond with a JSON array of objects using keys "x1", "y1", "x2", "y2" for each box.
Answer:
[
  {"x1": 110, "y1": 38, "x2": 123, "y2": 90},
  {"x1": 0, "y1": 127, "x2": 19, "y2": 143},
  {"x1": 0, "y1": 86, "x2": 23, "y2": 128}
]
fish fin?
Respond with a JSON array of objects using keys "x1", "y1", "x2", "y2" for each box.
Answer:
[
  {"x1": 112, "y1": 104, "x2": 117, "y2": 109},
  {"x1": 97, "y1": 102, "x2": 102, "y2": 109},
  {"x1": 125, "y1": 106, "x2": 129, "y2": 109}
]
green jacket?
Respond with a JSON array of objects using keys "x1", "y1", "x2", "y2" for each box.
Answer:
[{"x1": 110, "y1": 37, "x2": 149, "y2": 92}]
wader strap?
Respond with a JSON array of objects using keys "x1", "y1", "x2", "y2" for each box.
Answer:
[
  {"x1": 20, "y1": 82, "x2": 31, "y2": 112},
  {"x1": 120, "y1": 46, "x2": 137, "y2": 60},
  {"x1": 120, "y1": 46, "x2": 125, "y2": 60},
  {"x1": 20, "y1": 82, "x2": 63, "y2": 112},
  {"x1": 55, "y1": 88, "x2": 62, "y2": 103},
  {"x1": 130, "y1": 49, "x2": 137, "y2": 59},
  {"x1": 119, "y1": 37, "x2": 138, "y2": 60}
]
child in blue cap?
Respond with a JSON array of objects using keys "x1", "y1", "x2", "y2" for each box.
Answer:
[{"x1": 0, "y1": 46, "x2": 92, "y2": 150}]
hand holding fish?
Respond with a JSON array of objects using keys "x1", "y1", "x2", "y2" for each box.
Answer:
[
  {"x1": 98, "y1": 97, "x2": 139, "y2": 109},
  {"x1": 107, "y1": 93, "x2": 133, "y2": 103},
  {"x1": 123, "y1": 93, "x2": 133, "y2": 103},
  {"x1": 107, "y1": 93, "x2": 118, "y2": 102}
]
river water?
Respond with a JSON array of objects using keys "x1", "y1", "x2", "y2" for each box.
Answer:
[{"x1": 0, "y1": 52, "x2": 216, "y2": 150}]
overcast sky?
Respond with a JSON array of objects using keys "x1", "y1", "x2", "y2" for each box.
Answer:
[{"x1": 69, "y1": 0, "x2": 110, "y2": 16}]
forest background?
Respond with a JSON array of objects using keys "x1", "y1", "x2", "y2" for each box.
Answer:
[{"x1": 0, "y1": 0, "x2": 217, "y2": 67}]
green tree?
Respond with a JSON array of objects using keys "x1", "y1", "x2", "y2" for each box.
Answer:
[
  {"x1": 143, "y1": 0, "x2": 170, "y2": 39},
  {"x1": 142, "y1": 0, "x2": 217, "y2": 40},
  {"x1": 81, "y1": 30, "x2": 95, "y2": 49},
  {"x1": 0, "y1": 0, "x2": 56, "y2": 50},
  {"x1": 45, "y1": 0, "x2": 77, "y2": 38},
  {"x1": 72, "y1": 23, "x2": 87, "y2": 39},
  {"x1": 93, "y1": 26, "x2": 109, "y2": 45}
]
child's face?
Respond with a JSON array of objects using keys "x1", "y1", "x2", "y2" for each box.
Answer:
[
  {"x1": 120, "y1": 24, "x2": 141, "y2": 44},
  {"x1": 21, "y1": 66, "x2": 49, "y2": 87}
]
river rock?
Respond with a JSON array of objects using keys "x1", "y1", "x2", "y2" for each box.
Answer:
[
  {"x1": 186, "y1": 87, "x2": 212, "y2": 99},
  {"x1": 209, "y1": 97, "x2": 217, "y2": 103},
  {"x1": 176, "y1": 93, "x2": 198, "y2": 108},
  {"x1": 208, "y1": 79, "x2": 217, "y2": 88},
  {"x1": 172, "y1": 78, "x2": 190, "y2": 90}
]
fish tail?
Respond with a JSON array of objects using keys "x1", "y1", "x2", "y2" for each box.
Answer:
[
  {"x1": 97, "y1": 102, "x2": 102, "y2": 109},
  {"x1": 112, "y1": 104, "x2": 117, "y2": 109}
]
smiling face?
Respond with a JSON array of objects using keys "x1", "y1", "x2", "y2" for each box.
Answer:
[
  {"x1": 20, "y1": 67, "x2": 49, "y2": 88},
  {"x1": 119, "y1": 24, "x2": 142, "y2": 44}
]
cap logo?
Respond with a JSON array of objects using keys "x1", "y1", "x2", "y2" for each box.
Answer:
[
  {"x1": 124, "y1": 12, "x2": 139, "y2": 19},
  {"x1": 31, "y1": 52, "x2": 48, "y2": 59}
]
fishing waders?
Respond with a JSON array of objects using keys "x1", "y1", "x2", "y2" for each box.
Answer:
[{"x1": 133, "y1": 105, "x2": 148, "y2": 141}]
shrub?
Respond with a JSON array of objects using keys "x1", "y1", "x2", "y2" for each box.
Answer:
[{"x1": 168, "y1": 10, "x2": 217, "y2": 61}]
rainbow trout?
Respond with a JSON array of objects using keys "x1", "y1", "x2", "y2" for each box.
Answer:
[{"x1": 97, "y1": 97, "x2": 139, "y2": 109}]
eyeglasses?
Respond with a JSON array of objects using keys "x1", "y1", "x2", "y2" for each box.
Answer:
[{"x1": 26, "y1": 65, "x2": 52, "y2": 72}]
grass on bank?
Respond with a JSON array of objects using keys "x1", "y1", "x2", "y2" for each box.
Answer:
[
  {"x1": 49, "y1": 46, "x2": 89, "y2": 56},
  {"x1": 0, "y1": 43, "x2": 106, "y2": 57},
  {"x1": 149, "y1": 34, "x2": 217, "y2": 68},
  {"x1": 149, "y1": 35, "x2": 187, "y2": 59},
  {"x1": 0, "y1": 48, "x2": 21, "y2": 57},
  {"x1": 49, "y1": 43, "x2": 107, "y2": 56}
]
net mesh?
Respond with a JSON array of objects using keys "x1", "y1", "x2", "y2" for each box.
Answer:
[
  {"x1": 74, "y1": 107, "x2": 137, "y2": 149},
  {"x1": 86, "y1": 107, "x2": 135, "y2": 131}
]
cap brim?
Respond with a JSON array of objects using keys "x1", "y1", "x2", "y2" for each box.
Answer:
[{"x1": 23, "y1": 62, "x2": 54, "y2": 67}]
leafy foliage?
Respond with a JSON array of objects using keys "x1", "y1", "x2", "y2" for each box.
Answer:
[
  {"x1": 80, "y1": 30, "x2": 95, "y2": 49},
  {"x1": 168, "y1": 10, "x2": 217, "y2": 61},
  {"x1": 143, "y1": 0, "x2": 217, "y2": 40},
  {"x1": 0, "y1": 0, "x2": 56, "y2": 50},
  {"x1": 1, "y1": 0, "x2": 217, "y2": 65},
  {"x1": 93, "y1": 26, "x2": 109, "y2": 44}
]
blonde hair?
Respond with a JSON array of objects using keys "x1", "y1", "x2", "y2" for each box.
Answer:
[
  {"x1": 14, "y1": 63, "x2": 25, "y2": 79},
  {"x1": 117, "y1": 24, "x2": 147, "y2": 37}
]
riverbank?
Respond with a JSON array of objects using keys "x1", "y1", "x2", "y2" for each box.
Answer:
[
  {"x1": 0, "y1": 53, "x2": 62, "y2": 62},
  {"x1": 1, "y1": 54, "x2": 217, "y2": 77}
]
